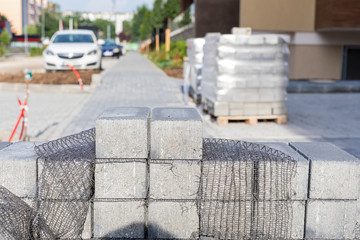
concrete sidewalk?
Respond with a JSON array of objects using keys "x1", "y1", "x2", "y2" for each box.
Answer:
[
  {"x1": 1, "y1": 52, "x2": 358, "y2": 158},
  {"x1": 63, "y1": 51, "x2": 185, "y2": 135}
]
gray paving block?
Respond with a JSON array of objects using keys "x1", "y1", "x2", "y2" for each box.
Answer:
[
  {"x1": 148, "y1": 201, "x2": 199, "y2": 239},
  {"x1": 94, "y1": 201, "x2": 145, "y2": 238},
  {"x1": 256, "y1": 108, "x2": 272, "y2": 115},
  {"x1": 291, "y1": 201, "x2": 306, "y2": 239},
  {"x1": 0, "y1": 142, "x2": 11, "y2": 150},
  {"x1": 229, "y1": 108, "x2": 244, "y2": 116},
  {"x1": 96, "y1": 107, "x2": 150, "y2": 159},
  {"x1": 264, "y1": 143, "x2": 309, "y2": 200},
  {"x1": 208, "y1": 101, "x2": 229, "y2": 116},
  {"x1": 0, "y1": 142, "x2": 37, "y2": 198},
  {"x1": 306, "y1": 200, "x2": 358, "y2": 239},
  {"x1": 82, "y1": 203, "x2": 92, "y2": 239},
  {"x1": 95, "y1": 161, "x2": 147, "y2": 199},
  {"x1": 272, "y1": 107, "x2": 287, "y2": 115},
  {"x1": 150, "y1": 161, "x2": 200, "y2": 199},
  {"x1": 150, "y1": 107, "x2": 203, "y2": 160},
  {"x1": 290, "y1": 142, "x2": 360, "y2": 200}
]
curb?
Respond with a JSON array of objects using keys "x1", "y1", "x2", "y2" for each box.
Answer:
[
  {"x1": 0, "y1": 73, "x2": 103, "y2": 94},
  {"x1": 287, "y1": 81, "x2": 360, "y2": 93}
]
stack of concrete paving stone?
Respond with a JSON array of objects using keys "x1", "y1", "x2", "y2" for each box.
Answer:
[
  {"x1": 149, "y1": 107, "x2": 202, "y2": 239},
  {"x1": 186, "y1": 38, "x2": 205, "y2": 103},
  {"x1": 201, "y1": 33, "x2": 290, "y2": 120},
  {"x1": 94, "y1": 107, "x2": 203, "y2": 239},
  {"x1": 94, "y1": 107, "x2": 149, "y2": 239}
]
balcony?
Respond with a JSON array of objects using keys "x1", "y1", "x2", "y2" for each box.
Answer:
[{"x1": 316, "y1": 0, "x2": 360, "y2": 30}]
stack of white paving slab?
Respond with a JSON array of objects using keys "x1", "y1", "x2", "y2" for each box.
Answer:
[
  {"x1": 201, "y1": 33, "x2": 290, "y2": 125},
  {"x1": 186, "y1": 38, "x2": 205, "y2": 103}
]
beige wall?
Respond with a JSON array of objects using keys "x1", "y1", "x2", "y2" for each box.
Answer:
[
  {"x1": 288, "y1": 45, "x2": 342, "y2": 80},
  {"x1": 240, "y1": 0, "x2": 316, "y2": 32},
  {"x1": 0, "y1": 0, "x2": 22, "y2": 35}
]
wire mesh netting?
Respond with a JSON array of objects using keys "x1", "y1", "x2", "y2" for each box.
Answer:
[
  {"x1": 0, "y1": 128, "x2": 96, "y2": 240},
  {"x1": 0, "y1": 186, "x2": 34, "y2": 239},
  {"x1": 1, "y1": 130, "x2": 298, "y2": 239},
  {"x1": 200, "y1": 138, "x2": 297, "y2": 240}
]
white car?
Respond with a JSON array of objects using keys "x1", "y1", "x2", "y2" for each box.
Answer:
[{"x1": 43, "y1": 29, "x2": 102, "y2": 71}]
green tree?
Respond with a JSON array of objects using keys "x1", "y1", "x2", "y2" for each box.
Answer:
[
  {"x1": 93, "y1": 19, "x2": 115, "y2": 39},
  {"x1": 163, "y1": 0, "x2": 180, "y2": 28},
  {"x1": 0, "y1": 29, "x2": 11, "y2": 46},
  {"x1": 0, "y1": 14, "x2": 7, "y2": 21},
  {"x1": 37, "y1": 9, "x2": 61, "y2": 38},
  {"x1": 0, "y1": 29, "x2": 11, "y2": 56},
  {"x1": 179, "y1": 8, "x2": 191, "y2": 27},
  {"x1": 122, "y1": 20, "x2": 132, "y2": 36},
  {"x1": 139, "y1": 10, "x2": 152, "y2": 40},
  {"x1": 152, "y1": 0, "x2": 163, "y2": 30},
  {"x1": 26, "y1": 25, "x2": 38, "y2": 35},
  {"x1": 131, "y1": 5, "x2": 149, "y2": 41},
  {"x1": 152, "y1": 0, "x2": 163, "y2": 51}
]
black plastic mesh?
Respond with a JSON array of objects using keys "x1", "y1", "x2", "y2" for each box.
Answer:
[
  {"x1": 0, "y1": 128, "x2": 96, "y2": 240},
  {"x1": 34, "y1": 128, "x2": 96, "y2": 239},
  {"x1": 0, "y1": 186, "x2": 34, "y2": 240},
  {"x1": 199, "y1": 138, "x2": 297, "y2": 240}
]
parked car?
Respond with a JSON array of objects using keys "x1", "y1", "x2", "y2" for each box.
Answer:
[
  {"x1": 101, "y1": 39, "x2": 123, "y2": 58},
  {"x1": 43, "y1": 29, "x2": 102, "y2": 71}
]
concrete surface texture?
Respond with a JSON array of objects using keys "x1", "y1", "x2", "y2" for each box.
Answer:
[{"x1": 96, "y1": 107, "x2": 150, "y2": 159}]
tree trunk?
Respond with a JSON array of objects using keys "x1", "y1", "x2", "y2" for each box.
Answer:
[
  {"x1": 165, "y1": 18, "x2": 171, "y2": 52},
  {"x1": 156, "y1": 28, "x2": 160, "y2": 52}
]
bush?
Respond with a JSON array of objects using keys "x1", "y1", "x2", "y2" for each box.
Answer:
[
  {"x1": 30, "y1": 47, "x2": 44, "y2": 57},
  {"x1": 147, "y1": 40, "x2": 187, "y2": 69},
  {"x1": 0, "y1": 46, "x2": 4, "y2": 57}
]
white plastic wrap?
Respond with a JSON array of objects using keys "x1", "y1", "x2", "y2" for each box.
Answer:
[
  {"x1": 201, "y1": 33, "x2": 290, "y2": 116},
  {"x1": 186, "y1": 38, "x2": 205, "y2": 96}
]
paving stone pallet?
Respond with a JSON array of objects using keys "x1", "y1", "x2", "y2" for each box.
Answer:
[{"x1": 202, "y1": 96, "x2": 287, "y2": 125}]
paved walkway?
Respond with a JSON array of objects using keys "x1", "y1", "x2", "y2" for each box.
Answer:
[
  {"x1": 63, "y1": 52, "x2": 184, "y2": 135},
  {"x1": 1, "y1": 51, "x2": 359, "y2": 158}
]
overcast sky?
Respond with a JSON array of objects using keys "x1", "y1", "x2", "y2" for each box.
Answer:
[{"x1": 51, "y1": 0, "x2": 155, "y2": 13}]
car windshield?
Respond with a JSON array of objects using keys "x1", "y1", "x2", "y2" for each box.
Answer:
[
  {"x1": 103, "y1": 40, "x2": 116, "y2": 46},
  {"x1": 53, "y1": 34, "x2": 94, "y2": 43}
]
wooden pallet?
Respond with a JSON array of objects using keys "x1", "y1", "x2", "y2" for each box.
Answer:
[{"x1": 215, "y1": 114, "x2": 287, "y2": 126}]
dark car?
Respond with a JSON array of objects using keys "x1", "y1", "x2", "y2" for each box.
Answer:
[{"x1": 101, "y1": 40, "x2": 123, "y2": 58}]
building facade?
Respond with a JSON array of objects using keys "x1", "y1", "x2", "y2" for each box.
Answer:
[
  {"x1": 182, "y1": 0, "x2": 360, "y2": 80},
  {"x1": 0, "y1": 0, "x2": 48, "y2": 35}
]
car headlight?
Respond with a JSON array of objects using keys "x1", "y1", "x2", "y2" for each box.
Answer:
[
  {"x1": 112, "y1": 48, "x2": 120, "y2": 53},
  {"x1": 46, "y1": 49, "x2": 54, "y2": 55},
  {"x1": 88, "y1": 49, "x2": 97, "y2": 55}
]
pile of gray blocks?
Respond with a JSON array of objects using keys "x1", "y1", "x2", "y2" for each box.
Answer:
[
  {"x1": 201, "y1": 33, "x2": 290, "y2": 117},
  {"x1": 94, "y1": 107, "x2": 203, "y2": 239},
  {"x1": 266, "y1": 142, "x2": 360, "y2": 239},
  {"x1": 0, "y1": 106, "x2": 359, "y2": 239}
]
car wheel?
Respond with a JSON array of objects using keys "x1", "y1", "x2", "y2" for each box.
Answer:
[{"x1": 98, "y1": 60, "x2": 102, "y2": 71}]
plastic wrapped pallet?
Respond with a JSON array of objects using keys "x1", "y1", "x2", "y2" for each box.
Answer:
[
  {"x1": 186, "y1": 38, "x2": 205, "y2": 103},
  {"x1": 201, "y1": 33, "x2": 290, "y2": 118}
]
